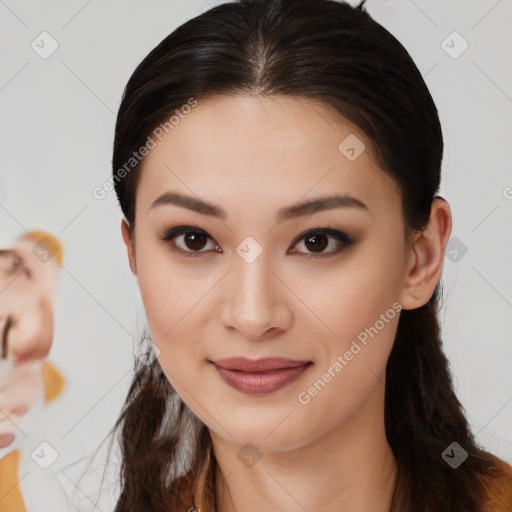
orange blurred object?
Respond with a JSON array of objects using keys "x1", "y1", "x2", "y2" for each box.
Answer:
[{"x1": 24, "y1": 231, "x2": 63, "y2": 266}]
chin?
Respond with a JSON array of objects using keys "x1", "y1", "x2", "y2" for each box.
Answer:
[{"x1": 210, "y1": 415, "x2": 309, "y2": 451}]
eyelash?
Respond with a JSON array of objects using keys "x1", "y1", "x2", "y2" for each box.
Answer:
[{"x1": 159, "y1": 225, "x2": 355, "y2": 260}]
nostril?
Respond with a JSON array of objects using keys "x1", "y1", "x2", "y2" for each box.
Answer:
[{"x1": 1, "y1": 315, "x2": 14, "y2": 359}]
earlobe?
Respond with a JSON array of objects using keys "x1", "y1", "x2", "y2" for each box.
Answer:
[
  {"x1": 399, "y1": 198, "x2": 452, "y2": 310},
  {"x1": 121, "y1": 218, "x2": 137, "y2": 275}
]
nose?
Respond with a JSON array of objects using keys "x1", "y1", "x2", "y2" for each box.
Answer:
[
  {"x1": 220, "y1": 253, "x2": 293, "y2": 340},
  {"x1": 9, "y1": 299, "x2": 54, "y2": 364}
]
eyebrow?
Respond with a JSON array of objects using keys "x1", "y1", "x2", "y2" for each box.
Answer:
[{"x1": 150, "y1": 191, "x2": 368, "y2": 222}]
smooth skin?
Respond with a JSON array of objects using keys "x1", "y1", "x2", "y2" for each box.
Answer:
[{"x1": 121, "y1": 94, "x2": 452, "y2": 512}]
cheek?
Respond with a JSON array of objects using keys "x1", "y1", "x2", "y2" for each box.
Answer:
[
  {"x1": 286, "y1": 249, "x2": 401, "y2": 399},
  {"x1": 288, "y1": 254, "x2": 399, "y2": 342},
  {"x1": 138, "y1": 273, "x2": 184, "y2": 345},
  {"x1": 136, "y1": 243, "x2": 180, "y2": 334},
  {"x1": 136, "y1": 246, "x2": 210, "y2": 369},
  {"x1": 138, "y1": 274, "x2": 202, "y2": 399},
  {"x1": 295, "y1": 298, "x2": 399, "y2": 438}
]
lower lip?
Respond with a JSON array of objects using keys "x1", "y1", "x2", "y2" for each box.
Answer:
[{"x1": 212, "y1": 362, "x2": 313, "y2": 395}]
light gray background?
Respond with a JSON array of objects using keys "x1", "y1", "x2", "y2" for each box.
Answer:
[{"x1": 1, "y1": 0, "x2": 511, "y2": 510}]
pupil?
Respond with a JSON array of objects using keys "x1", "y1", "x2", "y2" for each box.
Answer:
[
  {"x1": 305, "y1": 233, "x2": 328, "y2": 252},
  {"x1": 185, "y1": 232, "x2": 207, "y2": 251}
]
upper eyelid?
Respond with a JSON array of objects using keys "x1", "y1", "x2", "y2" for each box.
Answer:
[
  {"x1": 163, "y1": 225, "x2": 350, "y2": 253},
  {"x1": 163, "y1": 226, "x2": 218, "y2": 243},
  {"x1": 163, "y1": 225, "x2": 342, "y2": 241},
  {"x1": 289, "y1": 226, "x2": 338, "y2": 245}
]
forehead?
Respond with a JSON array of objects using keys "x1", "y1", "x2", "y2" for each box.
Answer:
[{"x1": 136, "y1": 94, "x2": 401, "y2": 219}]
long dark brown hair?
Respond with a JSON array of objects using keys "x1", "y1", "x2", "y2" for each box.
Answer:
[{"x1": 103, "y1": 0, "x2": 512, "y2": 510}]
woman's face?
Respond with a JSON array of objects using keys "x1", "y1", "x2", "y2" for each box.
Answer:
[
  {"x1": 122, "y1": 94, "x2": 416, "y2": 450},
  {"x1": 0, "y1": 233, "x2": 61, "y2": 452}
]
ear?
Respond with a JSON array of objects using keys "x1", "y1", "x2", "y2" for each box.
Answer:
[
  {"x1": 398, "y1": 197, "x2": 452, "y2": 310},
  {"x1": 121, "y1": 218, "x2": 137, "y2": 275}
]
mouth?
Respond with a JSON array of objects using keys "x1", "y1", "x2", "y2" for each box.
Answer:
[{"x1": 209, "y1": 357, "x2": 313, "y2": 395}]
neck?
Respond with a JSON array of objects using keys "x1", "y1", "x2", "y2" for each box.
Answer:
[{"x1": 210, "y1": 382, "x2": 397, "y2": 512}]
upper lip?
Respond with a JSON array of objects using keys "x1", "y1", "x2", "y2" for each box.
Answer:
[{"x1": 210, "y1": 357, "x2": 312, "y2": 372}]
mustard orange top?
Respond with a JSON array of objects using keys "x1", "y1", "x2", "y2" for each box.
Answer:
[{"x1": 479, "y1": 457, "x2": 512, "y2": 510}]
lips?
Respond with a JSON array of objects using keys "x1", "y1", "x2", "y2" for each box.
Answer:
[{"x1": 210, "y1": 357, "x2": 313, "y2": 395}]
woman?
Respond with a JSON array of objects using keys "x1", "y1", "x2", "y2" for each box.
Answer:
[
  {"x1": 106, "y1": 0, "x2": 512, "y2": 510},
  {"x1": 0, "y1": 231, "x2": 65, "y2": 512}
]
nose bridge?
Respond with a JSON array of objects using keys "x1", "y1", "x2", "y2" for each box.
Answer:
[{"x1": 222, "y1": 248, "x2": 291, "y2": 339}]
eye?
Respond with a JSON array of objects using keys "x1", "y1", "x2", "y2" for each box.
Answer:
[
  {"x1": 160, "y1": 225, "x2": 354, "y2": 259},
  {"x1": 3, "y1": 253, "x2": 21, "y2": 275},
  {"x1": 288, "y1": 228, "x2": 354, "y2": 259},
  {"x1": 0, "y1": 251, "x2": 29, "y2": 278},
  {"x1": 160, "y1": 226, "x2": 221, "y2": 258},
  {"x1": 8, "y1": 253, "x2": 31, "y2": 278}
]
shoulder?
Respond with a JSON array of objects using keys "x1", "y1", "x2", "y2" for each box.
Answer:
[{"x1": 480, "y1": 456, "x2": 512, "y2": 511}]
